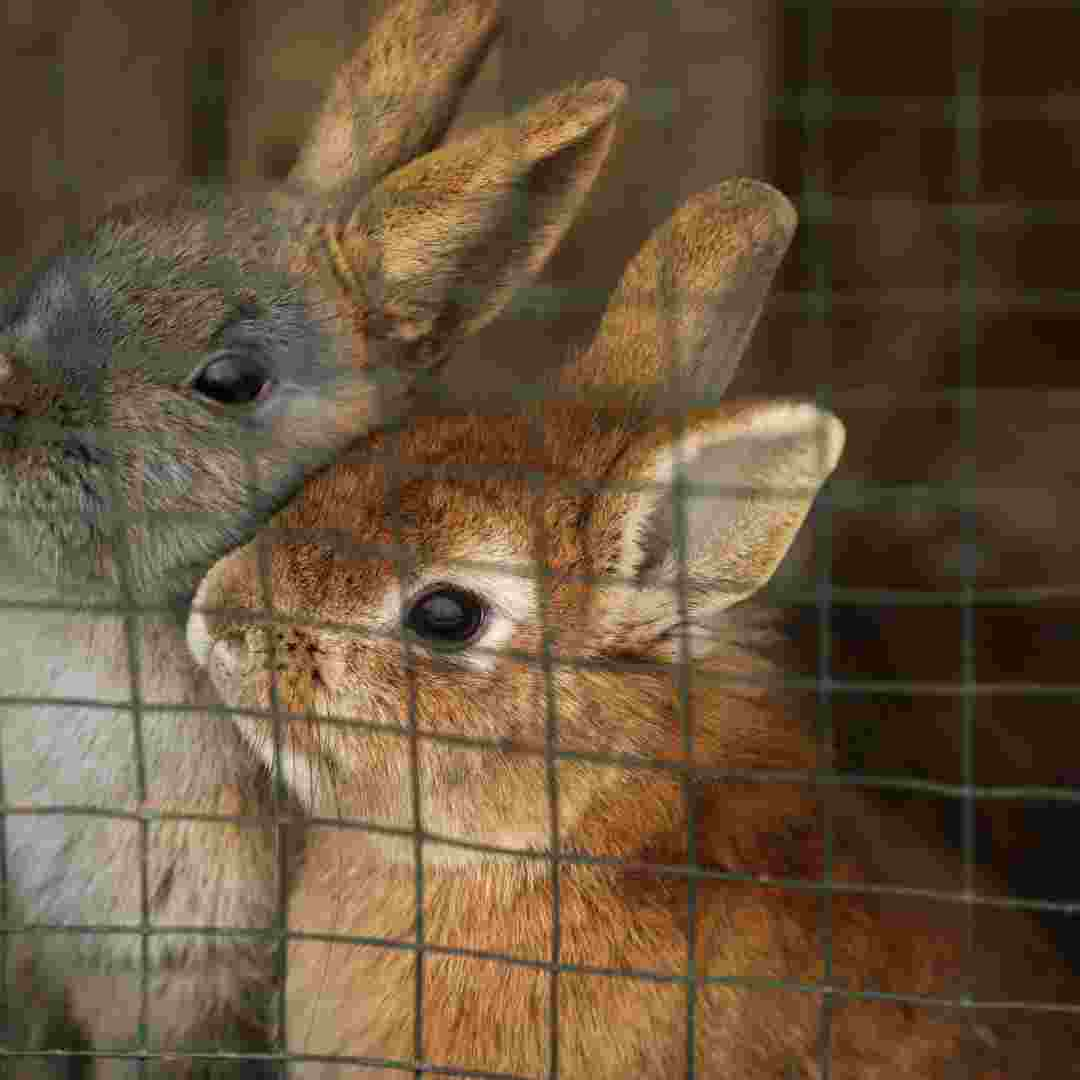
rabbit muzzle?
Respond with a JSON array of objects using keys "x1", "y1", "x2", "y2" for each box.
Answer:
[
  {"x1": 0, "y1": 351, "x2": 65, "y2": 445},
  {"x1": 189, "y1": 575, "x2": 337, "y2": 710},
  {"x1": 0, "y1": 352, "x2": 21, "y2": 430},
  {"x1": 187, "y1": 600, "x2": 252, "y2": 701}
]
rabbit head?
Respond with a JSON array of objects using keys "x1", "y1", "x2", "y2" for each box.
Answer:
[
  {"x1": 0, "y1": 0, "x2": 625, "y2": 606},
  {"x1": 188, "y1": 181, "x2": 845, "y2": 865}
]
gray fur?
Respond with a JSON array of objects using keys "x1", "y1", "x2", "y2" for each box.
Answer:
[
  {"x1": 0, "y1": 189, "x2": 377, "y2": 1080},
  {"x1": 0, "y1": 0, "x2": 630, "y2": 1068},
  {"x1": 0, "y1": 0, "x2": 511, "y2": 1071}
]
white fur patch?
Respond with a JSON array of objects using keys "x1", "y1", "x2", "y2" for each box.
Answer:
[{"x1": 186, "y1": 580, "x2": 214, "y2": 669}]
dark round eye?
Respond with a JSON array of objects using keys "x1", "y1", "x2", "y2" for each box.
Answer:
[
  {"x1": 405, "y1": 585, "x2": 487, "y2": 648},
  {"x1": 191, "y1": 349, "x2": 272, "y2": 405}
]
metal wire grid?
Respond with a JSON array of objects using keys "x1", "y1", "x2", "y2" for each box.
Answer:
[{"x1": 2, "y1": 0, "x2": 1079, "y2": 1077}]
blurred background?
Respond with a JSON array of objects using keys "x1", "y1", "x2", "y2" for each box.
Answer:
[{"x1": 3, "y1": 0, "x2": 1079, "y2": 984}]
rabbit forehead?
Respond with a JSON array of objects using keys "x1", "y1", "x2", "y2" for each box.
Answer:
[
  {"x1": 336, "y1": 408, "x2": 608, "y2": 553},
  {"x1": 211, "y1": 411, "x2": 592, "y2": 620},
  {"x1": 3, "y1": 196, "x2": 334, "y2": 389},
  {"x1": 92, "y1": 193, "x2": 337, "y2": 381}
]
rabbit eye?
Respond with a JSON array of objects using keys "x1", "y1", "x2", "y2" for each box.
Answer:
[
  {"x1": 191, "y1": 348, "x2": 272, "y2": 406},
  {"x1": 405, "y1": 585, "x2": 487, "y2": 648}
]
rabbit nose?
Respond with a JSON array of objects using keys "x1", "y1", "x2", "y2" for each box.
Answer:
[
  {"x1": 0, "y1": 351, "x2": 48, "y2": 441},
  {"x1": 187, "y1": 599, "x2": 246, "y2": 672},
  {"x1": 0, "y1": 355, "x2": 27, "y2": 450},
  {"x1": 275, "y1": 628, "x2": 322, "y2": 662},
  {"x1": 205, "y1": 630, "x2": 251, "y2": 682},
  {"x1": 0, "y1": 354, "x2": 25, "y2": 423},
  {"x1": 0, "y1": 350, "x2": 64, "y2": 422}
]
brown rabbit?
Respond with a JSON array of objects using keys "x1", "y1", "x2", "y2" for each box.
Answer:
[
  {"x1": 0, "y1": 0, "x2": 628, "y2": 1073},
  {"x1": 187, "y1": 180, "x2": 1080, "y2": 1078}
]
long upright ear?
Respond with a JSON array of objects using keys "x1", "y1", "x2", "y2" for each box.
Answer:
[
  {"x1": 290, "y1": 0, "x2": 503, "y2": 193},
  {"x1": 563, "y1": 180, "x2": 797, "y2": 401},
  {"x1": 324, "y1": 78, "x2": 626, "y2": 372},
  {"x1": 585, "y1": 400, "x2": 845, "y2": 656}
]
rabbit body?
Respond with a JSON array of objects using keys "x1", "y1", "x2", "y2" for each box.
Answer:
[
  {"x1": 0, "y1": 197, "x2": 339, "y2": 1065},
  {"x1": 191, "y1": 404, "x2": 1080, "y2": 1079},
  {"x1": 189, "y1": 185, "x2": 1080, "y2": 1077},
  {"x1": 0, "y1": 0, "x2": 630, "y2": 1069}
]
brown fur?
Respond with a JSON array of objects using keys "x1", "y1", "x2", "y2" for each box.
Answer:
[
  {"x1": 193, "y1": 409, "x2": 1077, "y2": 1078},
  {"x1": 187, "y1": 186, "x2": 1080, "y2": 1075}
]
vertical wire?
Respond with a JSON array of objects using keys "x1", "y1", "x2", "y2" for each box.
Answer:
[
  {"x1": 0, "y1": 613, "x2": 7, "y2": 1080},
  {"x1": 49, "y1": 37, "x2": 105, "y2": 1078},
  {"x1": 194, "y1": 14, "x2": 242, "y2": 1061},
  {"x1": 0, "y1": 377, "x2": 10, "y2": 1075},
  {"x1": 671, "y1": 418, "x2": 699, "y2": 1080},
  {"x1": 0, "y1": 441, "x2": 10, "y2": 1071},
  {"x1": 953, "y1": 0, "x2": 984, "y2": 1053},
  {"x1": 9, "y1": 59, "x2": 80, "y2": 1067},
  {"x1": 497, "y1": 24, "x2": 567, "y2": 1074},
  {"x1": 532, "y1": 431, "x2": 562, "y2": 1080},
  {"x1": 650, "y1": 209, "x2": 699, "y2": 1078},
  {"x1": 642, "y1": 6, "x2": 700, "y2": 1071},
  {"x1": 389, "y1": 430, "x2": 427, "y2": 1080},
  {"x1": 194, "y1": 24, "x2": 250, "y2": 1056},
  {"x1": 189, "y1": 0, "x2": 230, "y2": 184},
  {"x1": 249, "y1": 443, "x2": 289, "y2": 1080},
  {"x1": 106, "y1": 428, "x2": 151, "y2": 1080},
  {"x1": 799, "y1": 0, "x2": 836, "y2": 1073}
]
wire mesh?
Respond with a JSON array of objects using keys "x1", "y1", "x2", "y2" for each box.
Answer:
[{"x1": 2, "y1": 0, "x2": 1080, "y2": 1077}]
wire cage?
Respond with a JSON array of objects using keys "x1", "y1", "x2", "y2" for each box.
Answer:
[{"x1": 2, "y1": 0, "x2": 1080, "y2": 1076}]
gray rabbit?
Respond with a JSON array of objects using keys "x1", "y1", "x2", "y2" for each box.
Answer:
[{"x1": 0, "y1": 0, "x2": 625, "y2": 1072}]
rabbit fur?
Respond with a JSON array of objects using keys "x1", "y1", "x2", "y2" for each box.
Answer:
[
  {"x1": 190, "y1": 184, "x2": 1080, "y2": 1078},
  {"x1": 0, "y1": 0, "x2": 628, "y2": 1072}
]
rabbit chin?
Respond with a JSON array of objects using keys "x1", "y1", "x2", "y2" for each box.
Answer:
[
  {"x1": 189, "y1": 614, "x2": 552, "y2": 864},
  {"x1": 217, "y1": 709, "x2": 561, "y2": 871}
]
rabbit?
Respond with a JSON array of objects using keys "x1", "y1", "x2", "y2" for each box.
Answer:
[
  {"x1": 0, "y1": 0, "x2": 628, "y2": 1072},
  {"x1": 188, "y1": 180, "x2": 1080, "y2": 1078}
]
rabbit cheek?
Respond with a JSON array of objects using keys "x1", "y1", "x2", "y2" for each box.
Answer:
[
  {"x1": 185, "y1": 604, "x2": 217, "y2": 672},
  {"x1": 0, "y1": 448, "x2": 109, "y2": 576},
  {"x1": 205, "y1": 635, "x2": 244, "y2": 695}
]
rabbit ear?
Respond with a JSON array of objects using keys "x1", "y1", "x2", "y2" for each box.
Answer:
[
  {"x1": 563, "y1": 181, "x2": 797, "y2": 402},
  {"x1": 584, "y1": 400, "x2": 844, "y2": 654},
  {"x1": 290, "y1": 0, "x2": 503, "y2": 194},
  {"x1": 321, "y1": 79, "x2": 625, "y2": 376}
]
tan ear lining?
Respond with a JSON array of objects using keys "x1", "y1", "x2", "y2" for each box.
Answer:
[
  {"x1": 585, "y1": 400, "x2": 845, "y2": 651},
  {"x1": 662, "y1": 400, "x2": 846, "y2": 614}
]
